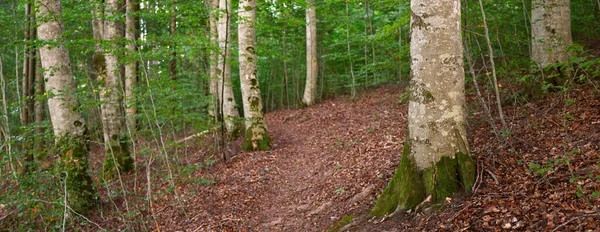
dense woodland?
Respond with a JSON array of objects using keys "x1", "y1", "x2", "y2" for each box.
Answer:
[{"x1": 1, "y1": 0, "x2": 600, "y2": 230}]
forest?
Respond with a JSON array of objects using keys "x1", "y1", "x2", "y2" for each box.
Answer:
[{"x1": 0, "y1": 0, "x2": 599, "y2": 230}]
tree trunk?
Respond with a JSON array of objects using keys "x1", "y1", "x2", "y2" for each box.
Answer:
[
  {"x1": 531, "y1": 0, "x2": 572, "y2": 68},
  {"x1": 101, "y1": 0, "x2": 133, "y2": 178},
  {"x1": 208, "y1": 0, "x2": 218, "y2": 118},
  {"x1": 169, "y1": 0, "x2": 177, "y2": 80},
  {"x1": 37, "y1": 0, "x2": 96, "y2": 212},
  {"x1": 125, "y1": 0, "x2": 138, "y2": 134},
  {"x1": 302, "y1": 0, "x2": 318, "y2": 106},
  {"x1": 238, "y1": 0, "x2": 271, "y2": 151},
  {"x1": 371, "y1": 0, "x2": 475, "y2": 216},
  {"x1": 217, "y1": 0, "x2": 241, "y2": 136}
]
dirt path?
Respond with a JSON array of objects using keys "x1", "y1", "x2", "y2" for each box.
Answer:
[{"x1": 152, "y1": 86, "x2": 407, "y2": 231}]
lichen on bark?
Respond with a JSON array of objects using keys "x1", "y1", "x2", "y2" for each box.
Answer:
[
  {"x1": 102, "y1": 133, "x2": 133, "y2": 179},
  {"x1": 242, "y1": 121, "x2": 271, "y2": 151}
]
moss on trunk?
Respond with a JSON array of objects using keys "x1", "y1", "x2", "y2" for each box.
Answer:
[
  {"x1": 56, "y1": 137, "x2": 97, "y2": 213},
  {"x1": 103, "y1": 134, "x2": 133, "y2": 179},
  {"x1": 371, "y1": 143, "x2": 425, "y2": 216},
  {"x1": 242, "y1": 122, "x2": 271, "y2": 151},
  {"x1": 371, "y1": 141, "x2": 476, "y2": 216}
]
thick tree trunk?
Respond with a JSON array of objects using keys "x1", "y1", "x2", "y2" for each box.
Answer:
[
  {"x1": 125, "y1": 0, "x2": 138, "y2": 134},
  {"x1": 217, "y1": 0, "x2": 241, "y2": 136},
  {"x1": 238, "y1": 0, "x2": 271, "y2": 151},
  {"x1": 302, "y1": 0, "x2": 318, "y2": 106},
  {"x1": 531, "y1": 0, "x2": 572, "y2": 67},
  {"x1": 371, "y1": 0, "x2": 475, "y2": 216},
  {"x1": 101, "y1": 0, "x2": 133, "y2": 178},
  {"x1": 37, "y1": 0, "x2": 96, "y2": 212}
]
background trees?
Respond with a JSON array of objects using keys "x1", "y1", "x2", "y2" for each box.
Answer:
[{"x1": 0, "y1": 0, "x2": 598, "y2": 229}]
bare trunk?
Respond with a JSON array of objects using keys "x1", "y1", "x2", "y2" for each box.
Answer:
[
  {"x1": 101, "y1": 0, "x2": 133, "y2": 177},
  {"x1": 372, "y1": 0, "x2": 475, "y2": 215},
  {"x1": 302, "y1": 0, "x2": 318, "y2": 106},
  {"x1": 125, "y1": 0, "x2": 138, "y2": 134},
  {"x1": 531, "y1": 0, "x2": 572, "y2": 67},
  {"x1": 217, "y1": 0, "x2": 241, "y2": 136},
  {"x1": 238, "y1": 0, "x2": 270, "y2": 151},
  {"x1": 37, "y1": 0, "x2": 96, "y2": 212},
  {"x1": 209, "y1": 0, "x2": 218, "y2": 117},
  {"x1": 345, "y1": 0, "x2": 356, "y2": 99},
  {"x1": 170, "y1": 0, "x2": 177, "y2": 80}
]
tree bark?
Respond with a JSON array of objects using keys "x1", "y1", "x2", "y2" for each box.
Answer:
[
  {"x1": 101, "y1": 0, "x2": 133, "y2": 178},
  {"x1": 371, "y1": 0, "x2": 475, "y2": 216},
  {"x1": 531, "y1": 0, "x2": 572, "y2": 67},
  {"x1": 302, "y1": 0, "x2": 318, "y2": 106},
  {"x1": 37, "y1": 0, "x2": 96, "y2": 212},
  {"x1": 238, "y1": 0, "x2": 271, "y2": 151},
  {"x1": 208, "y1": 0, "x2": 218, "y2": 118},
  {"x1": 125, "y1": 0, "x2": 138, "y2": 134},
  {"x1": 217, "y1": 0, "x2": 241, "y2": 136}
]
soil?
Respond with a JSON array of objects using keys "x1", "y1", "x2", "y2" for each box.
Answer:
[{"x1": 82, "y1": 83, "x2": 600, "y2": 231}]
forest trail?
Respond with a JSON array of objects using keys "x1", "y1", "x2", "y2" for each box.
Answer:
[
  {"x1": 155, "y1": 86, "x2": 407, "y2": 231},
  {"x1": 88, "y1": 84, "x2": 600, "y2": 231}
]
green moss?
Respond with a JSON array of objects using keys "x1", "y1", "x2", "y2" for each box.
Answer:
[
  {"x1": 457, "y1": 152, "x2": 476, "y2": 192},
  {"x1": 397, "y1": 92, "x2": 410, "y2": 104},
  {"x1": 371, "y1": 143, "x2": 425, "y2": 216},
  {"x1": 56, "y1": 137, "x2": 97, "y2": 213},
  {"x1": 422, "y1": 156, "x2": 460, "y2": 202},
  {"x1": 242, "y1": 123, "x2": 271, "y2": 151},
  {"x1": 327, "y1": 215, "x2": 355, "y2": 232},
  {"x1": 103, "y1": 133, "x2": 133, "y2": 179},
  {"x1": 422, "y1": 90, "x2": 435, "y2": 104}
]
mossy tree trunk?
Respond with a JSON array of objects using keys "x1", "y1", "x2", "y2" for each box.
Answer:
[
  {"x1": 37, "y1": 0, "x2": 96, "y2": 212},
  {"x1": 238, "y1": 0, "x2": 271, "y2": 151},
  {"x1": 371, "y1": 0, "x2": 476, "y2": 217},
  {"x1": 217, "y1": 0, "x2": 241, "y2": 137},
  {"x1": 302, "y1": 0, "x2": 318, "y2": 106},
  {"x1": 100, "y1": 0, "x2": 133, "y2": 178}
]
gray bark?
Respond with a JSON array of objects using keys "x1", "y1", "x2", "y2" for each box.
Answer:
[
  {"x1": 531, "y1": 0, "x2": 572, "y2": 67},
  {"x1": 125, "y1": 0, "x2": 138, "y2": 133},
  {"x1": 302, "y1": 0, "x2": 318, "y2": 106},
  {"x1": 238, "y1": 0, "x2": 270, "y2": 151},
  {"x1": 217, "y1": 0, "x2": 240, "y2": 134},
  {"x1": 408, "y1": 0, "x2": 468, "y2": 169}
]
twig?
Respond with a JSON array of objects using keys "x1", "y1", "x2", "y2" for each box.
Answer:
[
  {"x1": 30, "y1": 199, "x2": 105, "y2": 231},
  {"x1": 485, "y1": 169, "x2": 500, "y2": 185},
  {"x1": 552, "y1": 213, "x2": 600, "y2": 232}
]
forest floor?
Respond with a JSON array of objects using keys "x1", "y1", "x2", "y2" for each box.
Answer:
[{"x1": 86, "y1": 83, "x2": 600, "y2": 231}]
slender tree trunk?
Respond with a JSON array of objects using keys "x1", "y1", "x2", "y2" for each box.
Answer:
[
  {"x1": 238, "y1": 0, "x2": 270, "y2": 151},
  {"x1": 217, "y1": 0, "x2": 241, "y2": 136},
  {"x1": 125, "y1": 0, "x2": 138, "y2": 134},
  {"x1": 170, "y1": 0, "x2": 177, "y2": 80},
  {"x1": 282, "y1": 26, "x2": 290, "y2": 108},
  {"x1": 371, "y1": 0, "x2": 475, "y2": 216},
  {"x1": 302, "y1": 0, "x2": 318, "y2": 106},
  {"x1": 208, "y1": 0, "x2": 218, "y2": 118},
  {"x1": 531, "y1": 0, "x2": 572, "y2": 68},
  {"x1": 37, "y1": 0, "x2": 96, "y2": 212},
  {"x1": 345, "y1": 0, "x2": 356, "y2": 99},
  {"x1": 34, "y1": 58, "x2": 45, "y2": 153},
  {"x1": 101, "y1": 0, "x2": 133, "y2": 177}
]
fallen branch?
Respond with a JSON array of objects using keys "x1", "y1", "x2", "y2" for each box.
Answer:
[
  {"x1": 176, "y1": 127, "x2": 218, "y2": 143},
  {"x1": 552, "y1": 213, "x2": 600, "y2": 231}
]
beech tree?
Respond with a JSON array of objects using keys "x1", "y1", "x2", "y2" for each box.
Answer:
[
  {"x1": 100, "y1": 0, "x2": 133, "y2": 177},
  {"x1": 371, "y1": 0, "x2": 475, "y2": 216},
  {"x1": 531, "y1": 0, "x2": 572, "y2": 68},
  {"x1": 209, "y1": 0, "x2": 219, "y2": 117},
  {"x1": 125, "y1": 0, "x2": 138, "y2": 134},
  {"x1": 217, "y1": 0, "x2": 241, "y2": 136},
  {"x1": 37, "y1": 0, "x2": 96, "y2": 212},
  {"x1": 238, "y1": 0, "x2": 271, "y2": 151},
  {"x1": 302, "y1": 0, "x2": 318, "y2": 106}
]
